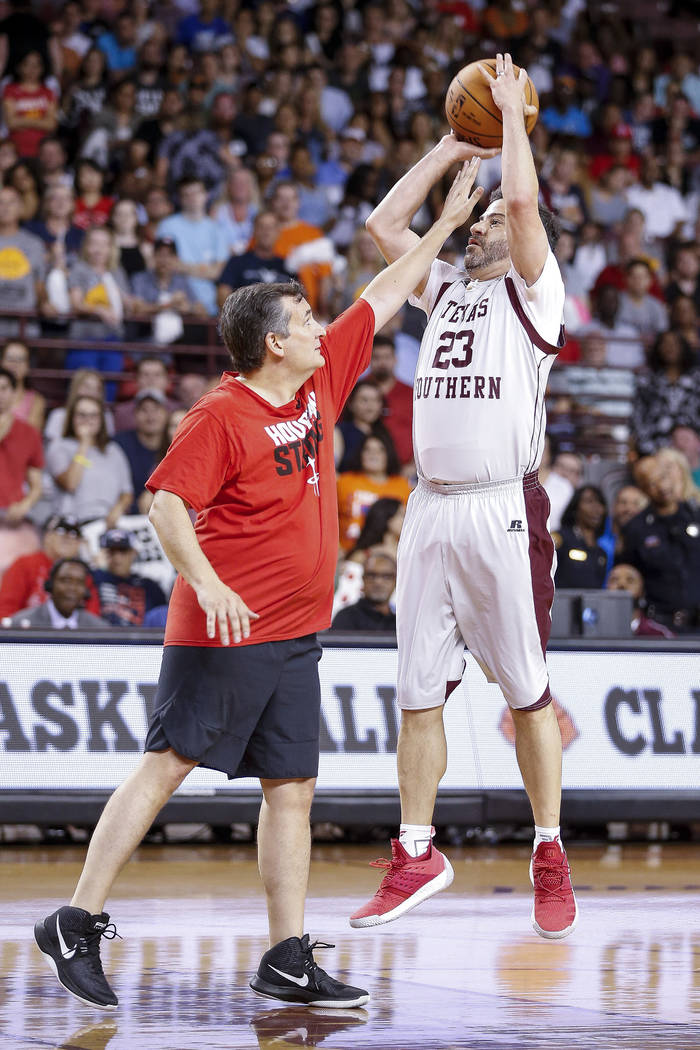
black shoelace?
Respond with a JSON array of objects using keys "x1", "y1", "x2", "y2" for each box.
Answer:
[
  {"x1": 78, "y1": 922, "x2": 121, "y2": 973},
  {"x1": 301, "y1": 940, "x2": 336, "y2": 985}
]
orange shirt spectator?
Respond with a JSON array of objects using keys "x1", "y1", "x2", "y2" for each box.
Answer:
[{"x1": 337, "y1": 434, "x2": 410, "y2": 552}]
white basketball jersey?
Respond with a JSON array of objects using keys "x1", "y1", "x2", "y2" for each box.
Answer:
[{"x1": 409, "y1": 251, "x2": 565, "y2": 483}]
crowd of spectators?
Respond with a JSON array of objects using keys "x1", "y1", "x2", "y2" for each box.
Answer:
[{"x1": 0, "y1": 0, "x2": 699, "y2": 635}]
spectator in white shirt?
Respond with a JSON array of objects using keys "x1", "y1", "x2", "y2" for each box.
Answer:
[{"x1": 626, "y1": 155, "x2": 688, "y2": 241}]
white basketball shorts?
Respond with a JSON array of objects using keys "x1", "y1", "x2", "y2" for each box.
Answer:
[{"x1": 396, "y1": 472, "x2": 556, "y2": 711}]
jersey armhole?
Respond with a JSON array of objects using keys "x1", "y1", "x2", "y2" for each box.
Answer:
[{"x1": 504, "y1": 276, "x2": 565, "y2": 356}]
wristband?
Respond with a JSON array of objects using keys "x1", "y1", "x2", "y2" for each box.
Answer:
[{"x1": 73, "y1": 453, "x2": 91, "y2": 467}]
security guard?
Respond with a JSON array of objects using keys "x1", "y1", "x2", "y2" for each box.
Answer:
[{"x1": 619, "y1": 465, "x2": 700, "y2": 632}]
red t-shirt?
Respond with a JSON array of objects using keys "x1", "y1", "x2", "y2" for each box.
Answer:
[
  {"x1": 0, "y1": 549, "x2": 101, "y2": 617},
  {"x1": 2, "y1": 82, "x2": 56, "y2": 157},
  {"x1": 0, "y1": 417, "x2": 43, "y2": 507},
  {"x1": 384, "y1": 379, "x2": 414, "y2": 466},
  {"x1": 74, "y1": 196, "x2": 116, "y2": 231},
  {"x1": 146, "y1": 298, "x2": 375, "y2": 646}
]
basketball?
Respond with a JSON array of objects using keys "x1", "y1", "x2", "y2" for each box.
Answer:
[{"x1": 445, "y1": 59, "x2": 539, "y2": 148}]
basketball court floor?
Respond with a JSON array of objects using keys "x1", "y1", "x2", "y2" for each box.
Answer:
[{"x1": 3, "y1": 841, "x2": 700, "y2": 1050}]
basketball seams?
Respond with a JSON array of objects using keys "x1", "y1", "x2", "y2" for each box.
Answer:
[
  {"x1": 446, "y1": 58, "x2": 539, "y2": 144},
  {"x1": 453, "y1": 75, "x2": 503, "y2": 128}
]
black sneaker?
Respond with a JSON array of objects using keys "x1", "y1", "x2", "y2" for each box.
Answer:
[
  {"x1": 34, "y1": 906, "x2": 119, "y2": 1009},
  {"x1": 249, "y1": 935, "x2": 369, "y2": 1008}
]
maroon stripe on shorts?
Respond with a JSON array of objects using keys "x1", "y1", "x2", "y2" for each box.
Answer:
[
  {"x1": 520, "y1": 684, "x2": 552, "y2": 711},
  {"x1": 524, "y1": 475, "x2": 555, "y2": 656}
]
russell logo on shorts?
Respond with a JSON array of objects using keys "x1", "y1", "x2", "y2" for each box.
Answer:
[{"x1": 507, "y1": 519, "x2": 525, "y2": 533}]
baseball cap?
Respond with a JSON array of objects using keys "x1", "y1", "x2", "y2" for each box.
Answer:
[
  {"x1": 100, "y1": 529, "x2": 135, "y2": 551},
  {"x1": 44, "y1": 514, "x2": 82, "y2": 536},
  {"x1": 135, "y1": 388, "x2": 168, "y2": 407},
  {"x1": 154, "y1": 236, "x2": 178, "y2": 254}
]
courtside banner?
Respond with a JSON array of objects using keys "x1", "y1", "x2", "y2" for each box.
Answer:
[{"x1": 0, "y1": 644, "x2": 698, "y2": 791}]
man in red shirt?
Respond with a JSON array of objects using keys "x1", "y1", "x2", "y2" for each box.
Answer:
[
  {"x1": 0, "y1": 366, "x2": 43, "y2": 523},
  {"x1": 369, "y1": 334, "x2": 414, "y2": 471},
  {"x1": 0, "y1": 514, "x2": 100, "y2": 618},
  {"x1": 34, "y1": 155, "x2": 494, "y2": 1012}
]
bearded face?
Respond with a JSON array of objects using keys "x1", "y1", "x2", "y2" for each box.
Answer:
[{"x1": 463, "y1": 231, "x2": 510, "y2": 274}]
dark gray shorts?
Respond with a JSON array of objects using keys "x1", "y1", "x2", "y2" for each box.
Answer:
[{"x1": 144, "y1": 634, "x2": 323, "y2": 780}]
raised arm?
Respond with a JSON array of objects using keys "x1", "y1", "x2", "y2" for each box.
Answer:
[
  {"x1": 366, "y1": 135, "x2": 498, "y2": 295},
  {"x1": 361, "y1": 158, "x2": 485, "y2": 333},
  {"x1": 479, "y1": 53, "x2": 548, "y2": 286}
]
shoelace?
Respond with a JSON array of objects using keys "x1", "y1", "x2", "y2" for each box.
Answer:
[
  {"x1": 533, "y1": 858, "x2": 570, "y2": 902},
  {"x1": 367, "y1": 857, "x2": 405, "y2": 901},
  {"x1": 78, "y1": 922, "x2": 121, "y2": 972},
  {"x1": 301, "y1": 939, "x2": 335, "y2": 982}
]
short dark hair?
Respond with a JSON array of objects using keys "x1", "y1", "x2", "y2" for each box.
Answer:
[
  {"x1": 372, "y1": 334, "x2": 395, "y2": 353},
  {"x1": 177, "y1": 175, "x2": 205, "y2": 194},
  {"x1": 489, "y1": 187, "x2": 561, "y2": 251},
  {"x1": 0, "y1": 365, "x2": 17, "y2": 388},
  {"x1": 218, "y1": 281, "x2": 304, "y2": 373},
  {"x1": 136, "y1": 354, "x2": 169, "y2": 374}
]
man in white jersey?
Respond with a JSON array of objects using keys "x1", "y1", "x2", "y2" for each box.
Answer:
[{"x1": 350, "y1": 54, "x2": 577, "y2": 940}]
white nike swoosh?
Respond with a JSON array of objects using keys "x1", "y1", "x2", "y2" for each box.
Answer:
[
  {"x1": 56, "y1": 916, "x2": 76, "y2": 959},
  {"x1": 268, "y1": 964, "x2": 309, "y2": 987}
]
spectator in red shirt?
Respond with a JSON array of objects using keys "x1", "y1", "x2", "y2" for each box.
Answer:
[
  {"x1": 0, "y1": 365, "x2": 43, "y2": 523},
  {"x1": 73, "y1": 159, "x2": 115, "y2": 231},
  {"x1": 0, "y1": 513, "x2": 100, "y2": 617},
  {"x1": 369, "y1": 333, "x2": 414, "y2": 470},
  {"x1": 33, "y1": 157, "x2": 487, "y2": 1012},
  {"x1": 1, "y1": 49, "x2": 57, "y2": 158}
]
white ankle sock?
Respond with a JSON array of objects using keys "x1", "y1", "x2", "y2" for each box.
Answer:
[
  {"x1": 534, "y1": 825, "x2": 561, "y2": 850},
  {"x1": 399, "y1": 824, "x2": 434, "y2": 858}
]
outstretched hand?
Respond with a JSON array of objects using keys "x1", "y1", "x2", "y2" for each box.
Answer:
[
  {"x1": 439, "y1": 156, "x2": 485, "y2": 233},
  {"x1": 478, "y1": 52, "x2": 537, "y2": 118}
]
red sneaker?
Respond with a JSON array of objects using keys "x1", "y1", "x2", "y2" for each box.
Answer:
[
  {"x1": 530, "y1": 839, "x2": 578, "y2": 939},
  {"x1": 349, "y1": 838, "x2": 454, "y2": 928}
]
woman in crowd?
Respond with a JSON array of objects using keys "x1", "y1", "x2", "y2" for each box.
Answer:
[
  {"x1": 62, "y1": 47, "x2": 109, "y2": 139},
  {"x1": 654, "y1": 446, "x2": 700, "y2": 505},
  {"x1": 73, "y1": 159, "x2": 115, "y2": 231},
  {"x1": 335, "y1": 378, "x2": 398, "y2": 472},
  {"x1": 337, "y1": 433, "x2": 410, "y2": 553},
  {"x1": 80, "y1": 77, "x2": 140, "y2": 173},
  {"x1": 44, "y1": 394, "x2": 132, "y2": 525},
  {"x1": 110, "y1": 198, "x2": 149, "y2": 278},
  {"x1": 66, "y1": 227, "x2": 131, "y2": 389},
  {"x1": 554, "y1": 485, "x2": 609, "y2": 589},
  {"x1": 332, "y1": 497, "x2": 405, "y2": 617},
  {"x1": 632, "y1": 329, "x2": 700, "y2": 455},
  {"x1": 1, "y1": 50, "x2": 58, "y2": 159},
  {"x1": 5, "y1": 160, "x2": 42, "y2": 222},
  {"x1": 44, "y1": 368, "x2": 115, "y2": 444},
  {"x1": 337, "y1": 225, "x2": 385, "y2": 310},
  {"x1": 0, "y1": 340, "x2": 45, "y2": 430}
]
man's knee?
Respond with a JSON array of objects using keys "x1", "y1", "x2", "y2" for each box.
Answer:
[
  {"x1": 260, "y1": 777, "x2": 317, "y2": 812},
  {"x1": 400, "y1": 704, "x2": 445, "y2": 733},
  {"x1": 141, "y1": 747, "x2": 197, "y2": 793}
]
